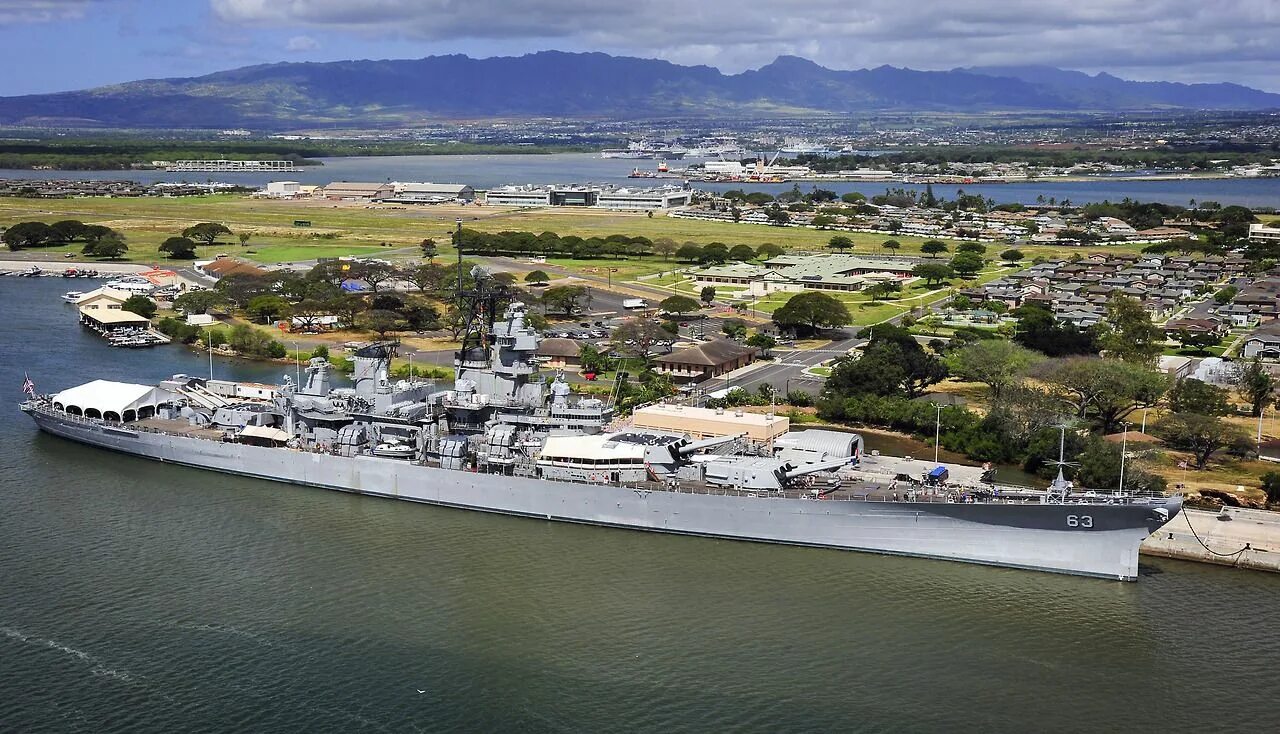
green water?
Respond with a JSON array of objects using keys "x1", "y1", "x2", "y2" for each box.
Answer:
[{"x1": 2, "y1": 278, "x2": 1279, "y2": 733}]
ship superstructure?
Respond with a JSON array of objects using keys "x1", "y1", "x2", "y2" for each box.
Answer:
[{"x1": 21, "y1": 281, "x2": 1181, "y2": 581}]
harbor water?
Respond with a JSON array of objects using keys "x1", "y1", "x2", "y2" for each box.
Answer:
[
  {"x1": 2, "y1": 277, "x2": 1280, "y2": 732},
  {"x1": 2, "y1": 152, "x2": 1280, "y2": 206}
]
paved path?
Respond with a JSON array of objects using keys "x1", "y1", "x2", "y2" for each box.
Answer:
[{"x1": 1143, "y1": 507, "x2": 1280, "y2": 574}]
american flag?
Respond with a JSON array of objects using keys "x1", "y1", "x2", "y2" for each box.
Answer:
[{"x1": 22, "y1": 374, "x2": 35, "y2": 397}]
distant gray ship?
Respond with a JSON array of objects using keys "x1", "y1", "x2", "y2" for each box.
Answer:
[{"x1": 21, "y1": 276, "x2": 1180, "y2": 581}]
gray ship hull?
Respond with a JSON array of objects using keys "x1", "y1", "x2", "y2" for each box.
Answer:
[{"x1": 26, "y1": 410, "x2": 1176, "y2": 581}]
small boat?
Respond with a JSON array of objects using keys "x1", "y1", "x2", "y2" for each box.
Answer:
[
  {"x1": 62, "y1": 291, "x2": 85, "y2": 303},
  {"x1": 372, "y1": 442, "x2": 416, "y2": 459}
]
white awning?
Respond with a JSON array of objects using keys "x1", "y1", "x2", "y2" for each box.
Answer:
[
  {"x1": 240, "y1": 425, "x2": 291, "y2": 442},
  {"x1": 540, "y1": 434, "x2": 646, "y2": 462},
  {"x1": 52, "y1": 380, "x2": 173, "y2": 419}
]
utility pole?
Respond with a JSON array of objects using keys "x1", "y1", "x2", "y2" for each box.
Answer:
[
  {"x1": 1119, "y1": 422, "x2": 1130, "y2": 494},
  {"x1": 934, "y1": 403, "x2": 943, "y2": 465},
  {"x1": 454, "y1": 218, "x2": 463, "y2": 296}
]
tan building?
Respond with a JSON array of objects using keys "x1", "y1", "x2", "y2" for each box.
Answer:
[
  {"x1": 318, "y1": 181, "x2": 394, "y2": 201},
  {"x1": 536, "y1": 338, "x2": 583, "y2": 370},
  {"x1": 75, "y1": 286, "x2": 130, "y2": 312},
  {"x1": 653, "y1": 340, "x2": 755, "y2": 382},
  {"x1": 631, "y1": 403, "x2": 790, "y2": 444},
  {"x1": 79, "y1": 306, "x2": 150, "y2": 332}
]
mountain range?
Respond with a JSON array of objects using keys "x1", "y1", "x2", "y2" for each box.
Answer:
[{"x1": 1, "y1": 52, "x2": 1277, "y2": 129}]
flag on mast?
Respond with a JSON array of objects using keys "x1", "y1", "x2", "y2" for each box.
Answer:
[{"x1": 22, "y1": 373, "x2": 36, "y2": 397}]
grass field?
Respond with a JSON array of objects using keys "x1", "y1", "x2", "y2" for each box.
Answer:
[{"x1": 0, "y1": 194, "x2": 1138, "y2": 271}]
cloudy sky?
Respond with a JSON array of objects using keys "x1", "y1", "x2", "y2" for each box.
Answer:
[{"x1": 1, "y1": 0, "x2": 1278, "y2": 95}]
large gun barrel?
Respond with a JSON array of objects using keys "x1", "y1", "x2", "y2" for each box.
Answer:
[
  {"x1": 779, "y1": 456, "x2": 855, "y2": 483},
  {"x1": 669, "y1": 432, "x2": 745, "y2": 459}
]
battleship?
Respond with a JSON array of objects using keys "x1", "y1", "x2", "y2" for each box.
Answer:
[{"x1": 21, "y1": 273, "x2": 1180, "y2": 581}]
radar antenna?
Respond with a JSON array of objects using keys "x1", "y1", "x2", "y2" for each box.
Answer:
[{"x1": 1046, "y1": 423, "x2": 1079, "y2": 503}]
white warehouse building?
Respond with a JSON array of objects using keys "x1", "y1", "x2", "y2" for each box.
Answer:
[{"x1": 484, "y1": 184, "x2": 691, "y2": 210}]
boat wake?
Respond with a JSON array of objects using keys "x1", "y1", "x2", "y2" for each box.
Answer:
[{"x1": 1, "y1": 625, "x2": 137, "y2": 682}]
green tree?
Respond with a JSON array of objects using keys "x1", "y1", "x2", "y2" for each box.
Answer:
[
  {"x1": 827, "y1": 235, "x2": 854, "y2": 253},
  {"x1": 238, "y1": 232, "x2": 252, "y2": 247},
  {"x1": 864, "y1": 281, "x2": 902, "y2": 300},
  {"x1": 1000, "y1": 248, "x2": 1024, "y2": 264},
  {"x1": 746, "y1": 332, "x2": 776, "y2": 356},
  {"x1": 920, "y1": 239, "x2": 949, "y2": 258},
  {"x1": 1261, "y1": 471, "x2": 1280, "y2": 507},
  {"x1": 2, "y1": 221, "x2": 54, "y2": 250},
  {"x1": 826, "y1": 325, "x2": 946, "y2": 399},
  {"x1": 772, "y1": 292, "x2": 851, "y2": 335},
  {"x1": 420, "y1": 238, "x2": 438, "y2": 261},
  {"x1": 949, "y1": 252, "x2": 983, "y2": 278},
  {"x1": 1213, "y1": 285, "x2": 1239, "y2": 305},
  {"x1": 121, "y1": 294, "x2": 156, "y2": 319},
  {"x1": 541, "y1": 285, "x2": 592, "y2": 316},
  {"x1": 912, "y1": 262, "x2": 954, "y2": 286},
  {"x1": 944, "y1": 340, "x2": 1043, "y2": 400},
  {"x1": 173, "y1": 290, "x2": 225, "y2": 315},
  {"x1": 722, "y1": 319, "x2": 747, "y2": 340},
  {"x1": 1098, "y1": 294, "x2": 1163, "y2": 365},
  {"x1": 1043, "y1": 357, "x2": 1169, "y2": 433},
  {"x1": 1175, "y1": 329, "x2": 1221, "y2": 354},
  {"x1": 652, "y1": 237, "x2": 679, "y2": 261},
  {"x1": 524, "y1": 269, "x2": 550, "y2": 285},
  {"x1": 881, "y1": 239, "x2": 901, "y2": 253},
  {"x1": 182, "y1": 222, "x2": 232, "y2": 246},
  {"x1": 1236, "y1": 358, "x2": 1275, "y2": 417},
  {"x1": 611, "y1": 318, "x2": 668, "y2": 360},
  {"x1": 49, "y1": 219, "x2": 87, "y2": 242},
  {"x1": 675, "y1": 244, "x2": 703, "y2": 262},
  {"x1": 247, "y1": 295, "x2": 291, "y2": 324},
  {"x1": 728, "y1": 244, "x2": 756, "y2": 261},
  {"x1": 1159, "y1": 412, "x2": 1248, "y2": 469},
  {"x1": 700, "y1": 286, "x2": 716, "y2": 305},
  {"x1": 755, "y1": 243, "x2": 785, "y2": 260},
  {"x1": 659, "y1": 294, "x2": 701, "y2": 316},
  {"x1": 365, "y1": 309, "x2": 405, "y2": 339},
  {"x1": 85, "y1": 236, "x2": 128, "y2": 259},
  {"x1": 956, "y1": 241, "x2": 987, "y2": 255},
  {"x1": 1167, "y1": 378, "x2": 1230, "y2": 416},
  {"x1": 158, "y1": 236, "x2": 198, "y2": 259}
]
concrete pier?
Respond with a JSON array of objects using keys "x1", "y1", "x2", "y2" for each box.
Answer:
[{"x1": 1143, "y1": 507, "x2": 1280, "y2": 573}]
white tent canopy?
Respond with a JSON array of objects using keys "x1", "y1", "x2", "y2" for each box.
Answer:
[{"x1": 52, "y1": 380, "x2": 174, "y2": 422}]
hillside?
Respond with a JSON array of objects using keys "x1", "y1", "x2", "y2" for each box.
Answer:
[{"x1": 0, "y1": 51, "x2": 1276, "y2": 128}]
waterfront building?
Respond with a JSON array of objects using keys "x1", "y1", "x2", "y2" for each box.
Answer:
[
  {"x1": 165, "y1": 160, "x2": 297, "y2": 173},
  {"x1": 318, "y1": 182, "x2": 394, "y2": 201},
  {"x1": 384, "y1": 182, "x2": 475, "y2": 203},
  {"x1": 484, "y1": 184, "x2": 691, "y2": 210},
  {"x1": 263, "y1": 181, "x2": 302, "y2": 198},
  {"x1": 1248, "y1": 223, "x2": 1280, "y2": 244}
]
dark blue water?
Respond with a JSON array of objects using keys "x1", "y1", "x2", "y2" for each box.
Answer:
[
  {"x1": 3, "y1": 277, "x2": 1280, "y2": 732},
  {"x1": 2, "y1": 153, "x2": 1280, "y2": 207}
]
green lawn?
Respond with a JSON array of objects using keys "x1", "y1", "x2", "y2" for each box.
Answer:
[{"x1": 1, "y1": 194, "x2": 1125, "y2": 270}]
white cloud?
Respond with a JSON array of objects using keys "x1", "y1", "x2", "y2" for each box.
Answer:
[
  {"x1": 208, "y1": 0, "x2": 1280, "y2": 88},
  {"x1": 0, "y1": 0, "x2": 97, "y2": 23},
  {"x1": 285, "y1": 34, "x2": 319, "y2": 52}
]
